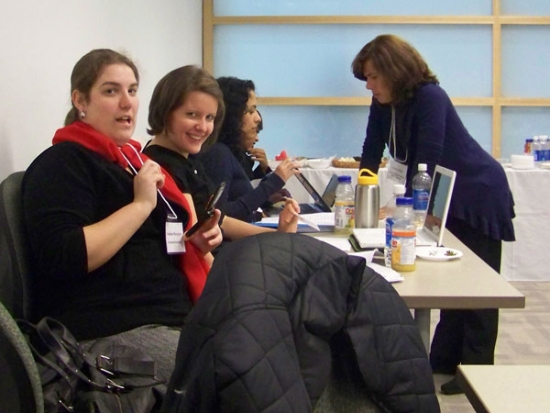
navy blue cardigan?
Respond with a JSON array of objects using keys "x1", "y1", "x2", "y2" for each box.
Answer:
[{"x1": 360, "y1": 83, "x2": 515, "y2": 241}]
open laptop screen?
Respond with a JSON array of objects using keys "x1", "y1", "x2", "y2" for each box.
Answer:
[{"x1": 422, "y1": 165, "x2": 457, "y2": 246}]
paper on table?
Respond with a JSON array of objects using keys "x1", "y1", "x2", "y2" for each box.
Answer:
[
  {"x1": 367, "y1": 262, "x2": 404, "y2": 283},
  {"x1": 256, "y1": 212, "x2": 335, "y2": 231}
]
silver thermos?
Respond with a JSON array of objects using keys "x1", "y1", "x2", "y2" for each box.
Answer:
[{"x1": 355, "y1": 168, "x2": 380, "y2": 228}]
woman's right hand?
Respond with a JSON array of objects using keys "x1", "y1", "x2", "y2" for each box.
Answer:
[
  {"x1": 273, "y1": 158, "x2": 300, "y2": 182},
  {"x1": 277, "y1": 198, "x2": 300, "y2": 233},
  {"x1": 133, "y1": 160, "x2": 165, "y2": 212}
]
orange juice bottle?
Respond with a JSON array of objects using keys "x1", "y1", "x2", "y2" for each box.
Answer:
[{"x1": 391, "y1": 197, "x2": 416, "y2": 272}]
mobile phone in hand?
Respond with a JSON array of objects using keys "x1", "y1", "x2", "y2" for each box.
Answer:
[{"x1": 185, "y1": 181, "x2": 226, "y2": 237}]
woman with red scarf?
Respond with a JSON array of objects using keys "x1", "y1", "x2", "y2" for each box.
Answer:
[{"x1": 21, "y1": 49, "x2": 222, "y2": 381}]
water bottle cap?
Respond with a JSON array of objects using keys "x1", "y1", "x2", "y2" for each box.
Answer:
[
  {"x1": 396, "y1": 196, "x2": 413, "y2": 206},
  {"x1": 418, "y1": 163, "x2": 427, "y2": 172},
  {"x1": 337, "y1": 175, "x2": 352, "y2": 183},
  {"x1": 357, "y1": 168, "x2": 378, "y2": 185}
]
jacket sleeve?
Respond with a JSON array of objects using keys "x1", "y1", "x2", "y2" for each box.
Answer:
[
  {"x1": 360, "y1": 103, "x2": 386, "y2": 173},
  {"x1": 346, "y1": 265, "x2": 440, "y2": 413}
]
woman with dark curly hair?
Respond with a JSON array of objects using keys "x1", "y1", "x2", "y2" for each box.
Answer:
[{"x1": 199, "y1": 76, "x2": 299, "y2": 222}]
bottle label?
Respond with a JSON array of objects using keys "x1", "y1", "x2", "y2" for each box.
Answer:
[
  {"x1": 334, "y1": 202, "x2": 355, "y2": 234},
  {"x1": 391, "y1": 227, "x2": 416, "y2": 271},
  {"x1": 413, "y1": 189, "x2": 429, "y2": 211},
  {"x1": 385, "y1": 217, "x2": 394, "y2": 247}
]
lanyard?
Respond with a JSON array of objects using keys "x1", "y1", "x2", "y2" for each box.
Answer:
[
  {"x1": 389, "y1": 106, "x2": 408, "y2": 164},
  {"x1": 119, "y1": 144, "x2": 178, "y2": 220}
]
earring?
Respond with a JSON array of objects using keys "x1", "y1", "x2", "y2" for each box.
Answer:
[{"x1": 80, "y1": 111, "x2": 86, "y2": 120}]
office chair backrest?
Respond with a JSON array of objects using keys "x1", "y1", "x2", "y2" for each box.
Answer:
[
  {"x1": 0, "y1": 300, "x2": 44, "y2": 413},
  {"x1": 0, "y1": 171, "x2": 34, "y2": 320}
]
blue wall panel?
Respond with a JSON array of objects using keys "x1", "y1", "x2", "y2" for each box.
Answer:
[
  {"x1": 502, "y1": 26, "x2": 550, "y2": 98},
  {"x1": 501, "y1": 107, "x2": 550, "y2": 158},
  {"x1": 214, "y1": 25, "x2": 492, "y2": 98},
  {"x1": 501, "y1": 0, "x2": 550, "y2": 15},
  {"x1": 255, "y1": 106, "x2": 492, "y2": 161}
]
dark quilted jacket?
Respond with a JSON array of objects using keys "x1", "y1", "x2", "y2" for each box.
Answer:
[{"x1": 161, "y1": 233, "x2": 440, "y2": 413}]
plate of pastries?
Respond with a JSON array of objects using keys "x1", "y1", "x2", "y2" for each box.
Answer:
[{"x1": 331, "y1": 156, "x2": 388, "y2": 169}]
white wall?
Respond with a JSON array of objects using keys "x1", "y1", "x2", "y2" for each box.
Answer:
[{"x1": 0, "y1": 0, "x2": 203, "y2": 180}]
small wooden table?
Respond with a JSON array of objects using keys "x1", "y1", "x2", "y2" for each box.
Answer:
[{"x1": 457, "y1": 365, "x2": 550, "y2": 412}]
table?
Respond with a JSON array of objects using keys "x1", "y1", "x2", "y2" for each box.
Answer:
[
  {"x1": 502, "y1": 167, "x2": 550, "y2": 281},
  {"x1": 457, "y1": 365, "x2": 550, "y2": 412},
  {"x1": 310, "y1": 230, "x2": 525, "y2": 352},
  {"x1": 291, "y1": 166, "x2": 550, "y2": 281}
]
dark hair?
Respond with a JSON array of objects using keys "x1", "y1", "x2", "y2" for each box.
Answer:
[
  {"x1": 351, "y1": 34, "x2": 438, "y2": 104},
  {"x1": 65, "y1": 49, "x2": 139, "y2": 125},
  {"x1": 212, "y1": 76, "x2": 256, "y2": 151},
  {"x1": 147, "y1": 65, "x2": 225, "y2": 143}
]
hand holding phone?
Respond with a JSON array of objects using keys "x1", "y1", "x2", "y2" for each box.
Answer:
[{"x1": 185, "y1": 182, "x2": 226, "y2": 237}]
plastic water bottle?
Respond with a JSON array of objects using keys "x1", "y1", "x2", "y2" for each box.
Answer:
[
  {"x1": 334, "y1": 175, "x2": 355, "y2": 235},
  {"x1": 540, "y1": 135, "x2": 549, "y2": 162},
  {"x1": 412, "y1": 163, "x2": 432, "y2": 229},
  {"x1": 384, "y1": 184, "x2": 406, "y2": 268},
  {"x1": 532, "y1": 136, "x2": 541, "y2": 164},
  {"x1": 391, "y1": 197, "x2": 416, "y2": 272}
]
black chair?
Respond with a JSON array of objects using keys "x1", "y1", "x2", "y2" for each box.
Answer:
[{"x1": 0, "y1": 171, "x2": 43, "y2": 413}]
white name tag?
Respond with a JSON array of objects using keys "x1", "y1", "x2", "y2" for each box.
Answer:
[
  {"x1": 388, "y1": 158, "x2": 408, "y2": 184},
  {"x1": 165, "y1": 220, "x2": 185, "y2": 254}
]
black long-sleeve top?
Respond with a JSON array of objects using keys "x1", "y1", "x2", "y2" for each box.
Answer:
[{"x1": 22, "y1": 142, "x2": 191, "y2": 340}]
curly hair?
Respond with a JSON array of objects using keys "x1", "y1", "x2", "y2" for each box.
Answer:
[
  {"x1": 65, "y1": 49, "x2": 139, "y2": 125},
  {"x1": 351, "y1": 34, "x2": 438, "y2": 104},
  {"x1": 147, "y1": 65, "x2": 225, "y2": 143},
  {"x1": 210, "y1": 76, "x2": 256, "y2": 152}
]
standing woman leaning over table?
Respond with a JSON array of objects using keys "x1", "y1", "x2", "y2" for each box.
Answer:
[
  {"x1": 351, "y1": 34, "x2": 516, "y2": 395},
  {"x1": 22, "y1": 49, "x2": 222, "y2": 382}
]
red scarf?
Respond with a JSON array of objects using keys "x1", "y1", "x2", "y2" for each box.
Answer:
[{"x1": 53, "y1": 121, "x2": 209, "y2": 303}]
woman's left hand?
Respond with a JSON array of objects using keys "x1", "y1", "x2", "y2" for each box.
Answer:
[
  {"x1": 187, "y1": 209, "x2": 223, "y2": 254},
  {"x1": 277, "y1": 198, "x2": 300, "y2": 233}
]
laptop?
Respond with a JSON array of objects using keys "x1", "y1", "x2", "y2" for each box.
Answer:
[
  {"x1": 415, "y1": 165, "x2": 457, "y2": 247},
  {"x1": 263, "y1": 173, "x2": 339, "y2": 216}
]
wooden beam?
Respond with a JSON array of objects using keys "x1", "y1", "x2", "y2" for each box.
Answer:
[
  {"x1": 202, "y1": 0, "x2": 214, "y2": 73},
  {"x1": 212, "y1": 15, "x2": 495, "y2": 26}
]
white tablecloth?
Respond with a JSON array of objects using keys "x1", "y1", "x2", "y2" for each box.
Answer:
[
  {"x1": 286, "y1": 166, "x2": 550, "y2": 282},
  {"x1": 501, "y1": 167, "x2": 550, "y2": 281}
]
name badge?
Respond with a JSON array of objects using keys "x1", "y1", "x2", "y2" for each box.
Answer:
[
  {"x1": 165, "y1": 220, "x2": 185, "y2": 254},
  {"x1": 388, "y1": 158, "x2": 408, "y2": 184}
]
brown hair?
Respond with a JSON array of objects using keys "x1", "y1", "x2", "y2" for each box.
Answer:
[
  {"x1": 64, "y1": 49, "x2": 139, "y2": 125},
  {"x1": 147, "y1": 65, "x2": 225, "y2": 144},
  {"x1": 351, "y1": 34, "x2": 438, "y2": 103}
]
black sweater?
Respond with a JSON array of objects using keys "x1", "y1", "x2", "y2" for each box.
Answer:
[{"x1": 22, "y1": 142, "x2": 191, "y2": 340}]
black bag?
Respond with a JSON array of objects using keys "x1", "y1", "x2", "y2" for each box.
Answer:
[{"x1": 18, "y1": 317, "x2": 166, "y2": 413}]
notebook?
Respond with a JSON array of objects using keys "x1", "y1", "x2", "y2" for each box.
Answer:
[
  {"x1": 350, "y1": 228, "x2": 386, "y2": 250},
  {"x1": 415, "y1": 165, "x2": 457, "y2": 247}
]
